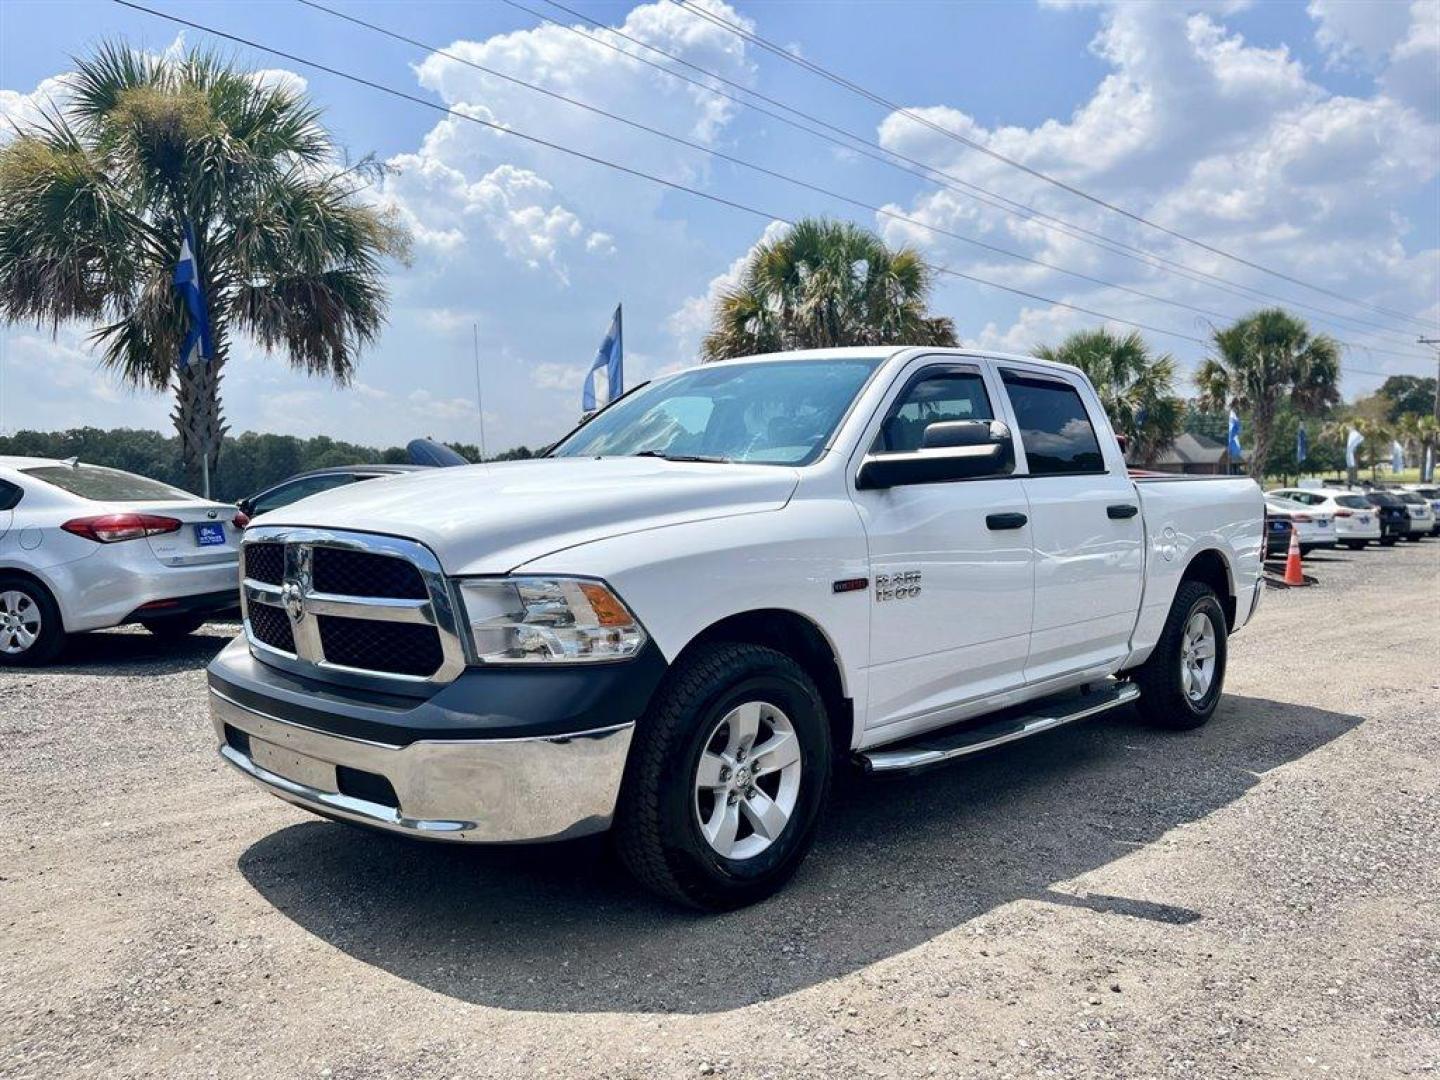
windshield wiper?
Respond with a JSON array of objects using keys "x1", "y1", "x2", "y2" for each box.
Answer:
[{"x1": 632, "y1": 450, "x2": 730, "y2": 463}]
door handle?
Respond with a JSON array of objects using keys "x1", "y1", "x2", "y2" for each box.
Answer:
[
  {"x1": 1107, "y1": 503, "x2": 1139, "y2": 520},
  {"x1": 986, "y1": 512, "x2": 1028, "y2": 530}
]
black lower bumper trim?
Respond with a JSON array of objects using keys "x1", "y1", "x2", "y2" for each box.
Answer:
[
  {"x1": 126, "y1": 589, "x2": 239, "y2": 624},
  {"x1": 206, "y1": 636, "x2": 668, "y2": 745}
]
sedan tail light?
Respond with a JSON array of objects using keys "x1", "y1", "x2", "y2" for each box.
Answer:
[
  {"x1": 1334, "y1": 509, "x2": 1353, "y2": 517},
  {"x1": 1291, "y1": 513, "x2": 1313, "y2": 523},
  {"x1": 61, "y1": 513, "x2": 182, "y2": 543},
  {"x1": 232, "y1": 510, "x2": 251, "y2": 529}
]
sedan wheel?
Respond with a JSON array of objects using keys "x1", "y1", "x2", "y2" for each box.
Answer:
[
  {"x1": 0, "y1": 577, "x2": 64, "y2": 666},
  {"x1": 0, "y1": 589, "x2": 41, "y2": 655}
]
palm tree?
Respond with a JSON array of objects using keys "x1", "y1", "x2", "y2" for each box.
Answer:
[
  {"x1": 1034, "y1": 328, "x2": 1182, "y2": 463},
  {"x1": 1395, "y1": 413, "x2": 1439, "y2": 482},
  {"x1": 0, "y1": 43, "x2": 407, "y2": 490},
  {"x1": 701, "y1": 218, "x2": 956, "y2": 361},
  {"x1": 1195, "y1": 309, "x2": 1340, "y2": 482}
]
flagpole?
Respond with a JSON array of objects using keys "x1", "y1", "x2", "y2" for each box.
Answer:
[{"x1": 472, "y1": 323, "x2": 488, "y2": 463}]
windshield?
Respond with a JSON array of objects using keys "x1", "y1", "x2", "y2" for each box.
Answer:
[
  {"x1": 23, "y1": 464, "x2": 194, "y2": 502},
  {"x1": 550, "y1": 357, "x2": 883, "y2": 466}
]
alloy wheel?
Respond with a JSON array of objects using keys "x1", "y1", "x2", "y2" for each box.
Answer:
[
  {"x1": 0, "y1": 590, "x2": 42, "y2": 655},
  {"x1": 1180, "y1": 610, "x2": 1217, "y2": 703},
  {"x1": 693, "y1": 700, "x2": 803, "y2": 860}
]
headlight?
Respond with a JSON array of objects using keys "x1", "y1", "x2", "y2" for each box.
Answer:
[{"x1": 456, "y1": 577, "x2": 647, "y2": 663}]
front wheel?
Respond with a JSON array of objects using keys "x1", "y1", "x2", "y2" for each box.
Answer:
[
  {"x1": 1405, "y1": 533, "x2": 1423, "y2": 542},
  {"x1": 1344, "y1": 541, "x2": 1366, "y2": 551},
  {"x1": 1380, "y1": 536, "x2": 1398, "y2": 547},
  {"x1": 615, "y1": 642, "x2": 832, "y2": 910},
  {"x1": 1132, "y1": 580, "x2": 1227, "y2": 731}
]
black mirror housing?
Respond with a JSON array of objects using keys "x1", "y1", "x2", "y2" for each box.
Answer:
[{"x1": 920, "y1": 419, "x2": 997, "y2": 450}]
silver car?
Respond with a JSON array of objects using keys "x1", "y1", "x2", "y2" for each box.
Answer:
[{"x1": 0, "y1": 456, "x2": 242, "y2": 665}]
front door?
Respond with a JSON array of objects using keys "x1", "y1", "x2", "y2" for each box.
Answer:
[
  {"x1": 995, "y1": 365, "x2": 1145, "y2": 684},
  {"x1": 850, "y1": 361, "x2": 1035, "y2": 743}
]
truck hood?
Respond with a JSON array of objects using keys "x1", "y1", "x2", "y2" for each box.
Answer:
[{"x1": 250, "y1": 456, "x2": 800, "y2": 574}]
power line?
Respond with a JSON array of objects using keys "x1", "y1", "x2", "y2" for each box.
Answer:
[
  {"x1": 111, "y1": 0, "x2": 1422, "y2": 382},
  {"x1": 302, "y1": 0, "x2": 1432, "y2": 366},
  {"x1": 512, "y1": 0, "x2": 1429, "y2": 350},
  {"x1": 672, "y1": 0, "x2": 1438, "y2": 334}
]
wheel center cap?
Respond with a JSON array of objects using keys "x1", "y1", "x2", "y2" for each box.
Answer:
[{"x1": 733, "y1": 764, "x2": 752, "y2": 788}]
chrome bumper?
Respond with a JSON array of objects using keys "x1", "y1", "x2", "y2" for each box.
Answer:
[{"x1": 210, "y1": 689, "x2": 634, "y2": 843}]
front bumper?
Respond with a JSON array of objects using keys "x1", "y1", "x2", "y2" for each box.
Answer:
[
  {"x1": 212, "y1": 687, "x2": 634, "y2": 843},
  {"x1": 206, "y1": 634, "x2": 667, "y2": 843}
]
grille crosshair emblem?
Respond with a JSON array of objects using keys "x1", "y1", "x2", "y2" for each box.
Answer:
[{"x1": 281, "y1": 580, "x2": 306, "y2": 623}]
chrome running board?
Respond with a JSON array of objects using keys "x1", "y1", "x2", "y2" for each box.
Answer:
[{"x1": 858, "y1": 681, "x2": 1140, "y2": 774}]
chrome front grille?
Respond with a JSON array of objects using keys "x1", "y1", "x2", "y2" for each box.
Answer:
[{"x1": 239, "y1": 526, "x2": 465, "y2": 687}]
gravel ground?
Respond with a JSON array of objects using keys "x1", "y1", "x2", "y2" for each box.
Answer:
[{"x1": 2, "y1": 539, "x2": 1437, "y2": 1079}]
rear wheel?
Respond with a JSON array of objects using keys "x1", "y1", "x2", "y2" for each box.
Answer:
[
  {"x1": 1132, "y1": 580, "x2": 1227, "y2": 731},
  {"x1": 141, "y1": 612, "x2": 209, "y2": 640},
  {"x1": 1343, "y1": 541, "x2": 1366, "y2": 551},
  {"x1": 0, "y1": 575, "x2": 65, "y2": 667},
  {"x1": 1380, "y1": 535, "x2": 1398, "y2": 547},
  {"x1": 1405, "y1": 533, "x2": 1423, "y2": 542},
  {"x1": 615, "y1": 641, "x2": 832, "y2": 910}
]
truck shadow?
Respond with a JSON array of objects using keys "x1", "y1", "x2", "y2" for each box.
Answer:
[{"x1": 237, "y1": 694, "x2": 1358, "y2": 1015}]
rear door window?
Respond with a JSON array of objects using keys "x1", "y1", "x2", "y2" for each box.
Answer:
[
  {"x1": 22, "y1": 465, "x2": 191, "y2": 502},
  {"x1": 1334, "y1": 495, "x2": 1369, "y2": 510},
  {"x1": 999, "y1": 371, "x2": 1106, "y2": 475}
]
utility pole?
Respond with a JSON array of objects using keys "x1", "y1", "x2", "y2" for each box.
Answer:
[{"x1": 1422, "y1": 337, "x2": 1440, "y2": 425}]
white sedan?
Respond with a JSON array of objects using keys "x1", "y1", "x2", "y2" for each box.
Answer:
[
  {"x1": 0, "y1": 456, "x2": 243, "y2": 665},
  {"x1": 1395, "y1": 489, "x2": 1436, "y2": 540},
  {"x1": 1266, "y1": 487, "x2": 1382, "y2": 549},
  {"x1": 1263, "y1": 496, "x2": 1338, "y2": 554}
]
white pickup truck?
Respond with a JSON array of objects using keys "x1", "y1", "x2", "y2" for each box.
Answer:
[{"x1": 208, "y1": 347, "x2": 1264, "y2": 909}]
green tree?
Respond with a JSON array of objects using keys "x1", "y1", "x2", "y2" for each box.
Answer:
[
  {"x1": 1034, "y1": 328, "x2": 1183, "y2": 463},
  {"x1": 700, "y1": 218, "x2": 956, "y2": 361},
  {"x1": 0, "y1": 42, "x2": 408, "y2": 491},
  {"x1": 1195, "y1": 309, "x2": 1341, "y2": 481},
  {"x1": 1377, "y1": 375, "x2": 1438, "y2": 421}
]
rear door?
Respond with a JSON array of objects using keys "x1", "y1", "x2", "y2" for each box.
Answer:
[
  {"x1": 0, "y1": 479, "x2": 19, "y2": 542},
  {"x1": 994, "y1": 364, "x2": 1145, "y2": 685},
  {"x1": 850, "y1": 358, "x2": 1035, "y2": 741}
]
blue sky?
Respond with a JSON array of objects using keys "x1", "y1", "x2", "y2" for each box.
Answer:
[{"x1": 2, "y1": 0, "x2": 1437, "y2": 454}]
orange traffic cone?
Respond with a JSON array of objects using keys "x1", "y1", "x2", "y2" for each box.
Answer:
[{"x1": 1283, "y1": 530, "x2": 1306, "y2": 586}]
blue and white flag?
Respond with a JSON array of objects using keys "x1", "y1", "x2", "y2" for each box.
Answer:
[
  {"x1": 173, "y1": 224, "x2": 213, "y2": 370},
  {"x1": 1296, "y1": 422, "x2": 1308, "y2": 465},
  {"x1": 1391, "y1": 440, "x2": 1405, "y2": 474},
  {"x1": 1345, "y1": 428, "x2": 1364, "y2": 470},
  {"x1": 581, "y1": 304, "x2": 623, "y2": 413},
  {"x1": 1227, "y1": 409, "x2": 1242, "y2": 459}
]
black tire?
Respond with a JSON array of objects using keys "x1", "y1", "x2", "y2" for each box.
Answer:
[
  {"x1": 1380, "y1": 535, "x2": 1397, "y2": 547},
  {"x1": 614, "y1": 641, "x2": 833, "y2": 911},
  {"x1": 1131, "y1": 580, "x2": 1227, "y2": 731},
  {"x1": 1405, "y1": 533, "x2": 1423, "y2": 542},
  {"x1": 0, "y1": 573, "x2": 65, "y2": 667},
  {"x1": 141, "y1": 612, "x2": 209, "y2": 640},
  {"x1": 1343, "y1": 541, "x2": 1366, "y2": 551}
]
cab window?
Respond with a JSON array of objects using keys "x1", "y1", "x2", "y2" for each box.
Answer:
[
  {"x1": 999, "y1": 371, "x2": 1106, "y2": 475},
  {"x1": 872, "y1": 370, "x2": 995, "y2": 454}
]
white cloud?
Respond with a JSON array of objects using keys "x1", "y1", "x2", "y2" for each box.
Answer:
[
  {"x1": 666, "y1": 219, "x2": 789, "y2": 361},
  {"x1": 873, "y1": 0, "x2": 1439, "y2": 380}
]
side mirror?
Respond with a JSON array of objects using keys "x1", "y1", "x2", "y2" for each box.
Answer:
[
  {"x1": 236, "y1": 498, "x2": 254, "y2": 517},
  {"x1": 858, "y1": 420, "x2": 1014, "y2": 490}
]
